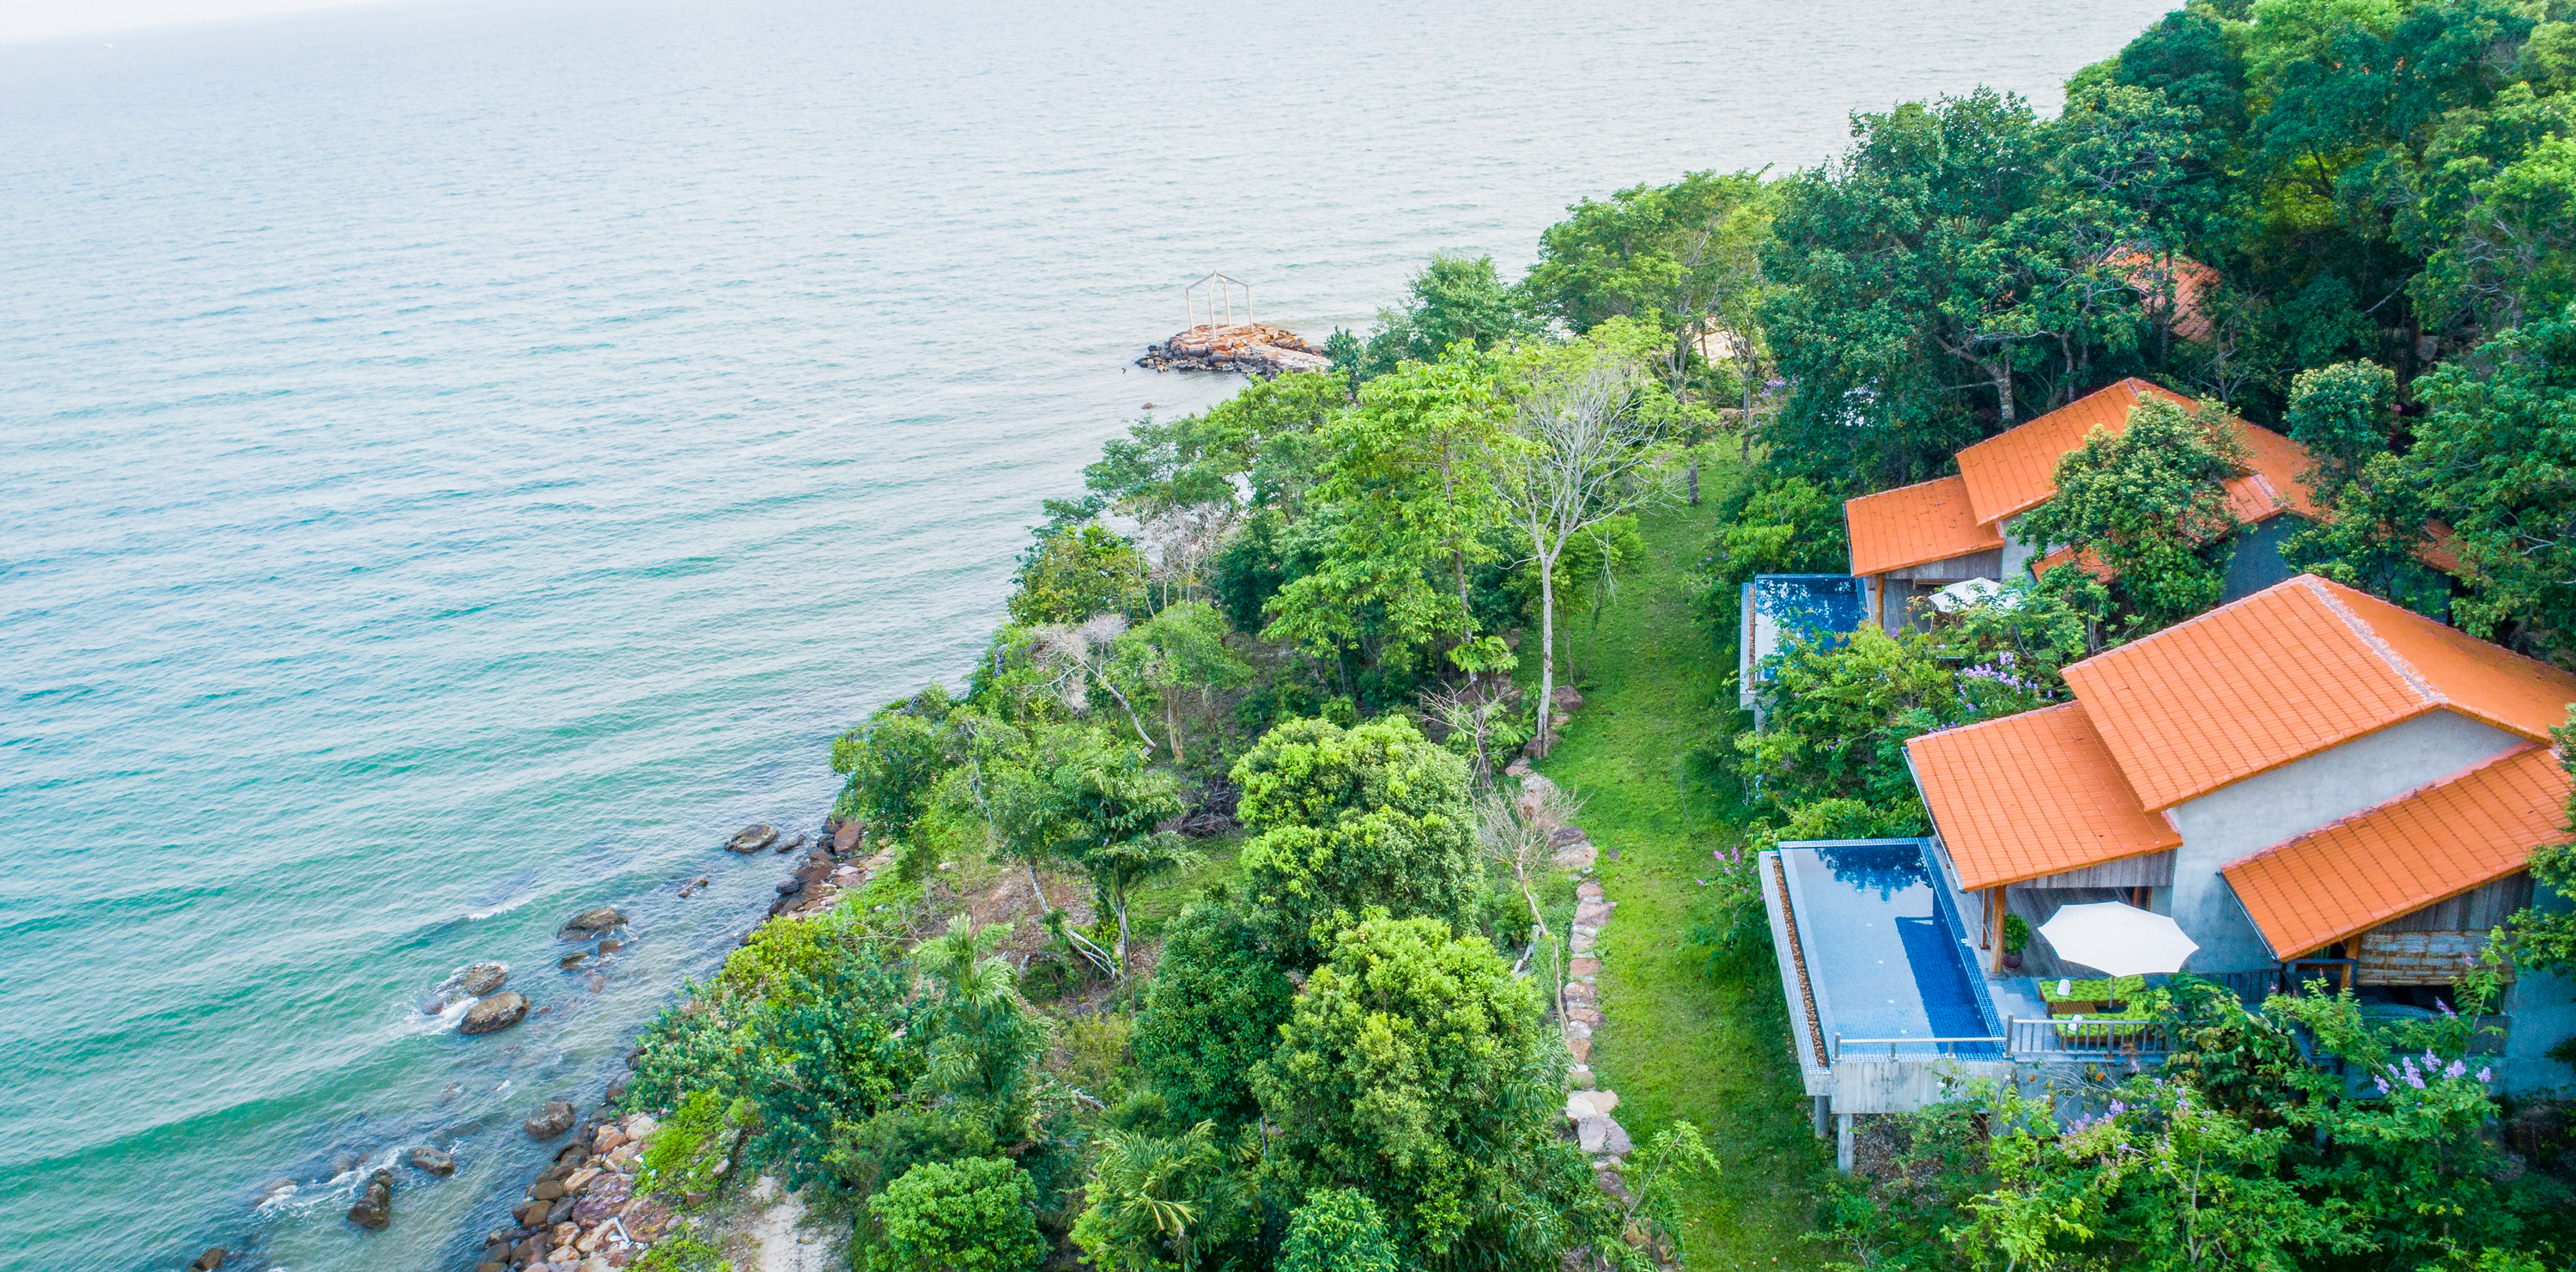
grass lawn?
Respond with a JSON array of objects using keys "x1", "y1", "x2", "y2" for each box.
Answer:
[{"x1": 1533, "y1": 493, "x2": 1834, "y2": 1270}]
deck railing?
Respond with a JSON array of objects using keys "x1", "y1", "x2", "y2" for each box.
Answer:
[
  {"x1": 1830, "y1": 1034, "x2": 2006, "y2": 1061},
  {"x1": 2007, "y1": 1016, "x2": 2169, "y2": 1056}
]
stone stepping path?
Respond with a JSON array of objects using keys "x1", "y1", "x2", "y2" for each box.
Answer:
[{"x1": 1525, "y1": 772, "x2": 1632, "y2": 1194}]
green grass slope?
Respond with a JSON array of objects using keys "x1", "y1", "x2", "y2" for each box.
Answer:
[{"x1": 1532, "y1": 495, "x2": 1831, "y2": 1270}]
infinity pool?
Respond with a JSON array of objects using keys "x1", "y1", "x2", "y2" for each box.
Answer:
[{"x1": 1777, "y1": 841, "x2": 2001, "y2": 1058}]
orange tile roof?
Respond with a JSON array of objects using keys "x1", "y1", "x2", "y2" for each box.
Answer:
[
  {"x1": 2224, "y1": 744, "x2": 2573, "y2": 959},
  {"x1": 1844, "y1": 476, "x2": 2006, "y2": 576},
  {"x1": 1954, "y1": 380, "x2": 2188, "y2": 525},
  {"x1": 2063, "y1": 575, "x2": 2576, "y2": 811},
  {"x1": 1952, "y1": 379, "x2": 2320, "y2": 530},
  {"x1": 1908, "y1": 703, "x2": 2183, "y2": 890}
]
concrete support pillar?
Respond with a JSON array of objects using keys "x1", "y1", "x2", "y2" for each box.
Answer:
[
  {"x1": 1811, "y1": 1095, "x2": 1831, "y2": 1140},
  {"x1": 1836, "y1": 1114, "x2": 1854, "y2": 1173}
]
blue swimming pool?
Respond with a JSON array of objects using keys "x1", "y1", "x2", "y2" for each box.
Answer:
[{"x1": 1777, "y1": 840, "x2": 2002, "y2": 1058}]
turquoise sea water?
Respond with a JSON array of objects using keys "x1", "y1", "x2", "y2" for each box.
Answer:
[{"x1": 0, "y1": 0, "x2": 2170, "y2": 1265}]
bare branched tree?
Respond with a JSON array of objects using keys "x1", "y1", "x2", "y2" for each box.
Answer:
[
  {"x1": 1487, "y1": 353, "x2": 1671, "y2": 756},
  {"x1": 1425, "y1": 677, "x2": 1519, "y2": 788},
  {"x1": 1134, "y1": 500, "x2": 1236, "y2": 609},
  {"x1": 1026, "y1": 617, "x2": 1160, "y2": 755},
  {"x1": 1475, "y1": 781, "x2": 1584, "y2": 1026}
]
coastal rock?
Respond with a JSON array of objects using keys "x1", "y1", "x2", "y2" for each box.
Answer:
[
  {"x1": 623, "y1": 1113, "x2": 659, "y2": 1141},
  {"x1": 409, "y1": 1146, "x2": 456, "y2": 1176},
  {"x1": 346, "y1": 1168, "x2": 392, "y2": 1230},
  {"x1": 560, "y1": 952, "x2": 586, "y2": 970},
  {"x1": 559, "y1": 907, "x2": 625, "y2": 936},
  {"x1": 776, "y1": 878, "x2": 804, "y2": 896},
  {"x1": 1551, "y1": 685, "x2": 1584, "y2": 711},
  {"x1": 192, "y1": 1248, "x2": 228, "y2": 1270},
  {"x1": 727, "y1": 824, "x2": 779, "y2": 854},
  {"x1": 775, "y1": 832, "x2": 805, "y2": 854},
  {"x1": 524, "y1": 1101, "x2": 576, "y2": 1141},
  {"x1": 457, "y1": 963, "x2": 508, "y2": 995},
  {"x1": 595, "y1": 938, "x2": 623, "y2": 954},
  {"x1": 515, "y1": 1199, "x2": 550, "y2": 1226},
  {"x1": 460, "y1": 992, "x2": 529, "y2": 1035},
  {"x1": 592, "y1": 1125, "x2": 625, "y2": 1154},
  {"x1": 1137, "y1": 323, "x2": 1331, "y2": 377},
  {"x1": 833, "y1": 821, "x2": 863, "y2": 853}
]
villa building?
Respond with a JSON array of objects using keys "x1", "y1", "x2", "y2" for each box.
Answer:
[
  {"x1": 1840, "y1": 379, "x2": 2325, "y2": 634},
  {"x1": 1759, "y1": 574, "x2": 2576, "y2": 1166}
]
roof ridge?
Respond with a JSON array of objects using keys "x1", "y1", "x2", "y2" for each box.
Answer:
[
  {"x1": 1907, "y1": 699, "x2": 2089, "y2": 747},
  {"x1": 2303, "y1": 575, "x2": 2447, "y2": 710},
  {"x1": 2219, "y1": 741, "x2": 2544, "y2": 872}
]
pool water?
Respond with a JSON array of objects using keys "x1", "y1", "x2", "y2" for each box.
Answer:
[{"x1": 1778, "y1": 842, "x2": 2001, "y2": 1057}]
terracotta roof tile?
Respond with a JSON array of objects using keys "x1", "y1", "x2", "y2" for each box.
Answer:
[
  {"x1": 1908, "y1": 703, "x2": 2183, "y2": 891},
  {"x1": 2224, "y1": 745, "x2": 2573, "y2": 959},
  {"x1": 1844, "y1": 476, "x2": 2006, "y2": 576},
  {"x1": 2062, "y1": 575, "x2": 2576, "y2": 811},
  {"x1": 1953, "y1": 379, "x2": 2320, "y2": 529},
  {"x1": 1955, "y1": 380, "x2": 2190, "y2": 525}
]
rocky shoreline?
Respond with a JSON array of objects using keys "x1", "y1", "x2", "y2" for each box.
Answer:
[
  {"x1": 1136, "y1": 322, "x2": 1331, "y2": 378},
  {"x1": 449, "y1": 815, "x2": 900, "y2": 1272}
]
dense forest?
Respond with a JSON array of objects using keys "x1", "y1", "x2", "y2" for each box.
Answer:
[{"x1": 605, "y1": 2, "x2": 2576, "y2": 1269}]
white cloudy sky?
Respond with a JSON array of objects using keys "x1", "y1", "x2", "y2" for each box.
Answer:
[{"x1": 0, "y1": 0, "x2": 393, "y2": 42}]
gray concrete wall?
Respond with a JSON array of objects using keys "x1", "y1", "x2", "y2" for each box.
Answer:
[
  {"x1": 2507, "y1": 880, "x2": 2576, "y2": 1093},
  {"x1": 2001, "y1": 514, "x2": 2038, "y2": 580},
  {"x1": 2166, "y1": 710, "x2": 2524, "y2": 971},
  {"x1": 2221, "y1": 515, "x2": 2306, "y2": 602}
]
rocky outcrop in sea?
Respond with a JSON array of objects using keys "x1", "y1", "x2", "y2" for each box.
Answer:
[{"x1": 1137, "y1": 323, "x2": 1331, "y2": 378}]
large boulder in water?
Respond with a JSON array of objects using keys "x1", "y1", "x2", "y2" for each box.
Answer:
[
  {"x1": 408, "y1": 1146, "x2": 455, "y2": 1176},
  {"x1": 558, "y1": 907, "x2": 625, "y2": 937},
  {"x1": 726, "y1": 825, "x2": 778, "y2": 853},
  {"x1": 456, "y1": 963, "x2": 507, "y2": 995},
  {"x1": 523, "y1": 1100, "x2": 576, "y2": 1140},
  {"x1": 460, "y1": 992, "x2": 529, "y2": 1035},
  {"x1": 346, "y1": 1168, "x2": 392, "y2": 1230}
]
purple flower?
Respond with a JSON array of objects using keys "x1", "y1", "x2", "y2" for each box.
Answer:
[
  {"x1": 2107, "y1": 1101, "x2": 2129, "y2": 1117},
  {"x1": 2374, "y1": 1075, "x2": 2391, "y2": 1095},
  {"x1": 2445, "y1": 1059, "x2": 2468, "y2": 1080},
  {"x1": 2479, "y1": 1067, "x2": 2494, "y2": 1083}
]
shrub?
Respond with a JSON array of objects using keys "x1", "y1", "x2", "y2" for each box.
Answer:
[
  {"x1": 1008, "y1": 523, "x2": 1145, "y2": 625},
  {"x1": 636, "y1": 1090, "x2": 734, "y2": 1201},
  {"x1": 1279, "y1": 1188, "x2": 1398, "y2": 1272},
  {"x1": 1231, "y1": 716, "x2": 1480, "y2": 960},
  {"x1": 1132, "y1": 905, "x2": 1297, "y2": 1127},
  {"x1": 866, "y1": 1157, "x2": 1045, "y2": 1272},
  {"x1": 1251, "y1": 914, "x2": 1609, "y2": 1266}
]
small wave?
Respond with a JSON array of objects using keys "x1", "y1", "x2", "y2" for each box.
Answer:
[
  {"x1": 394, "y1": 993, "x2": 477, "y2": 1038},
  {"x1": 465, "y1": 892, "x2": 540, "y2": 922}
]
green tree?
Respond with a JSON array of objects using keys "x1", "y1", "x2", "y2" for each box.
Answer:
[
  {"x1": 1109, "y1": 600, "x2": 1252, "y2": 767},
  {"x1": 1277, "y1": 1188, "x2": 1399, "y2": 1272},
  {"x1": 1010, "y1": 523, "x2": 1145, "y2": 625},
  {"x1": 830, "y1": 685, "x2": 961, "y2": 862},
  {"x1": 1763, "y1": 88, "x2": 2141, "y2": 485},
  {"x1": 1132, "y1": 905, "x2": 1297, "y2": 1129},
  {"x1": 1230, "y1": 715, "x2": 1481, "y2": 961},
  {"x1": 1488, "y1": 327, "x2": 1672, "y2": 755},
  {"x1": 1264, "y1": 345, "x2": 1517, "y2": 679},
  {"x1": 2013, "y1": 395, "x2": 2249, "y2": 628},
  {"x1": 985, "y1": 727, "x2": 1187, "y2": 981},
  {"x1": 2284, "y1": 359, "x2": 2397, "y2": 496},
  {"x1": 1069, "y1": 1120, "x2": 1256, "y2": 1272},
  {"x1": 2406, "y1": 306, "x2": 2576, "y2": 665},
  {"x1": 866, "y1": 1157, "x2": 1045, "y2": 1272},
  {"x1": 1356, "y1": 254, "x2": 1541, "y2": 379},
  {"x1": 911, "y1": 915, "x2": 1044, "y2": 1131},
  {"x1": 1252, "y1": 915, "x2": 1612, "y2": 1269},
  {"x1": 1524, "y1": 168, "x2": 1783, "y2": 489}
]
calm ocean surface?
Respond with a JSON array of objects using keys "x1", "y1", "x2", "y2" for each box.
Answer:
[{"x1": 0, "y1": 0, "x2": 2167, "y2": 1264}]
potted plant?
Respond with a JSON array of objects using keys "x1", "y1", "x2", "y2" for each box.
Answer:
[{"x1": 2001, "y1": 914, "x2": 2031, "y2": 970}]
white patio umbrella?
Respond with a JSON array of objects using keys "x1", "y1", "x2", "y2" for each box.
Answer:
[{"x1": 2038, "y1": 901, "x2": 2199, "y2": 977}]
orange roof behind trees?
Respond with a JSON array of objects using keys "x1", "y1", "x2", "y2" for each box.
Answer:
[
  {"x1": 1954, "y1": 380, "x2": 2195, "y2": 524},
  {"x1": 1948, "y1": 378, "x2": 2320, "y2": 530},
  {"x1": 2059, "y1": 575, "x2": 2576, "y2": 812},
  {"x1": 1907, "y1": 703, "x2": 2182, "y2": 890},
  {"x1": 2223, "y1": 745, "x2": 2574, "y2": 959},
  {"x1": 1844, "y1": 476, "x2": 2006, "y2": 575}
]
